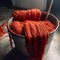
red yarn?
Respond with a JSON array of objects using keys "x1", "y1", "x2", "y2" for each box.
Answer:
[
  {"x1": 12, "y1": 9, "x2": 42, "y2": 21},
  {"x1": 11, "y1": 21, "x2": 23, "y2": 34},
  {"x1": 11, "y1": 9, "x2": 55, "y2": 60}
]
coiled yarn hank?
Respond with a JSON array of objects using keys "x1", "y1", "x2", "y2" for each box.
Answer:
[
  {"x1": 12, "y1": 9, "x2": 42, "y2": 21},
  {"x1": 11, "y1": 9, "x2": 55, "y2": 60}
]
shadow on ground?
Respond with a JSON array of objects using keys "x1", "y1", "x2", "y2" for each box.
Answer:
[{"x1": 3, "y1": 48, "x2": 29, "y2": 60}]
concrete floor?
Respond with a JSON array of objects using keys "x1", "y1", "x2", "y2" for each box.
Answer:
[{"x1": 0, "y1": 7, "x2": 60, "y2": 60}]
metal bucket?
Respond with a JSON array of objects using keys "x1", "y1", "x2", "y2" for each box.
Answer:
[{"x1": 7, "y1": 12, "x2": 59, "y2": 56}]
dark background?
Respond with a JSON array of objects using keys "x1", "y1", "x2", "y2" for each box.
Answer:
[
  {"x1": 0, "y1": 0, "x2": 12, "y2": 7},
  {"x1": 0, "y1": 0, "x2": 60, "y2": 13}
]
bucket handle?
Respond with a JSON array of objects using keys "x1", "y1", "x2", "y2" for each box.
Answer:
[{"x1": 4, "y1": 25, "x2": 13, "y2": 49}]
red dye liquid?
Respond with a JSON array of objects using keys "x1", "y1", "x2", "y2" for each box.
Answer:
[
  {"x1": 11, "y1": 9, "x2": 55, "y2": 60},
  {"x1": 0, "y1": 23, "x2": 6, "y2": 40}
]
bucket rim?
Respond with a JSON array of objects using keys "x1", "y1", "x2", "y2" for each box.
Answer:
[{"x1": 42, "y1": 12, "x2": 59, "y2": 34}]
